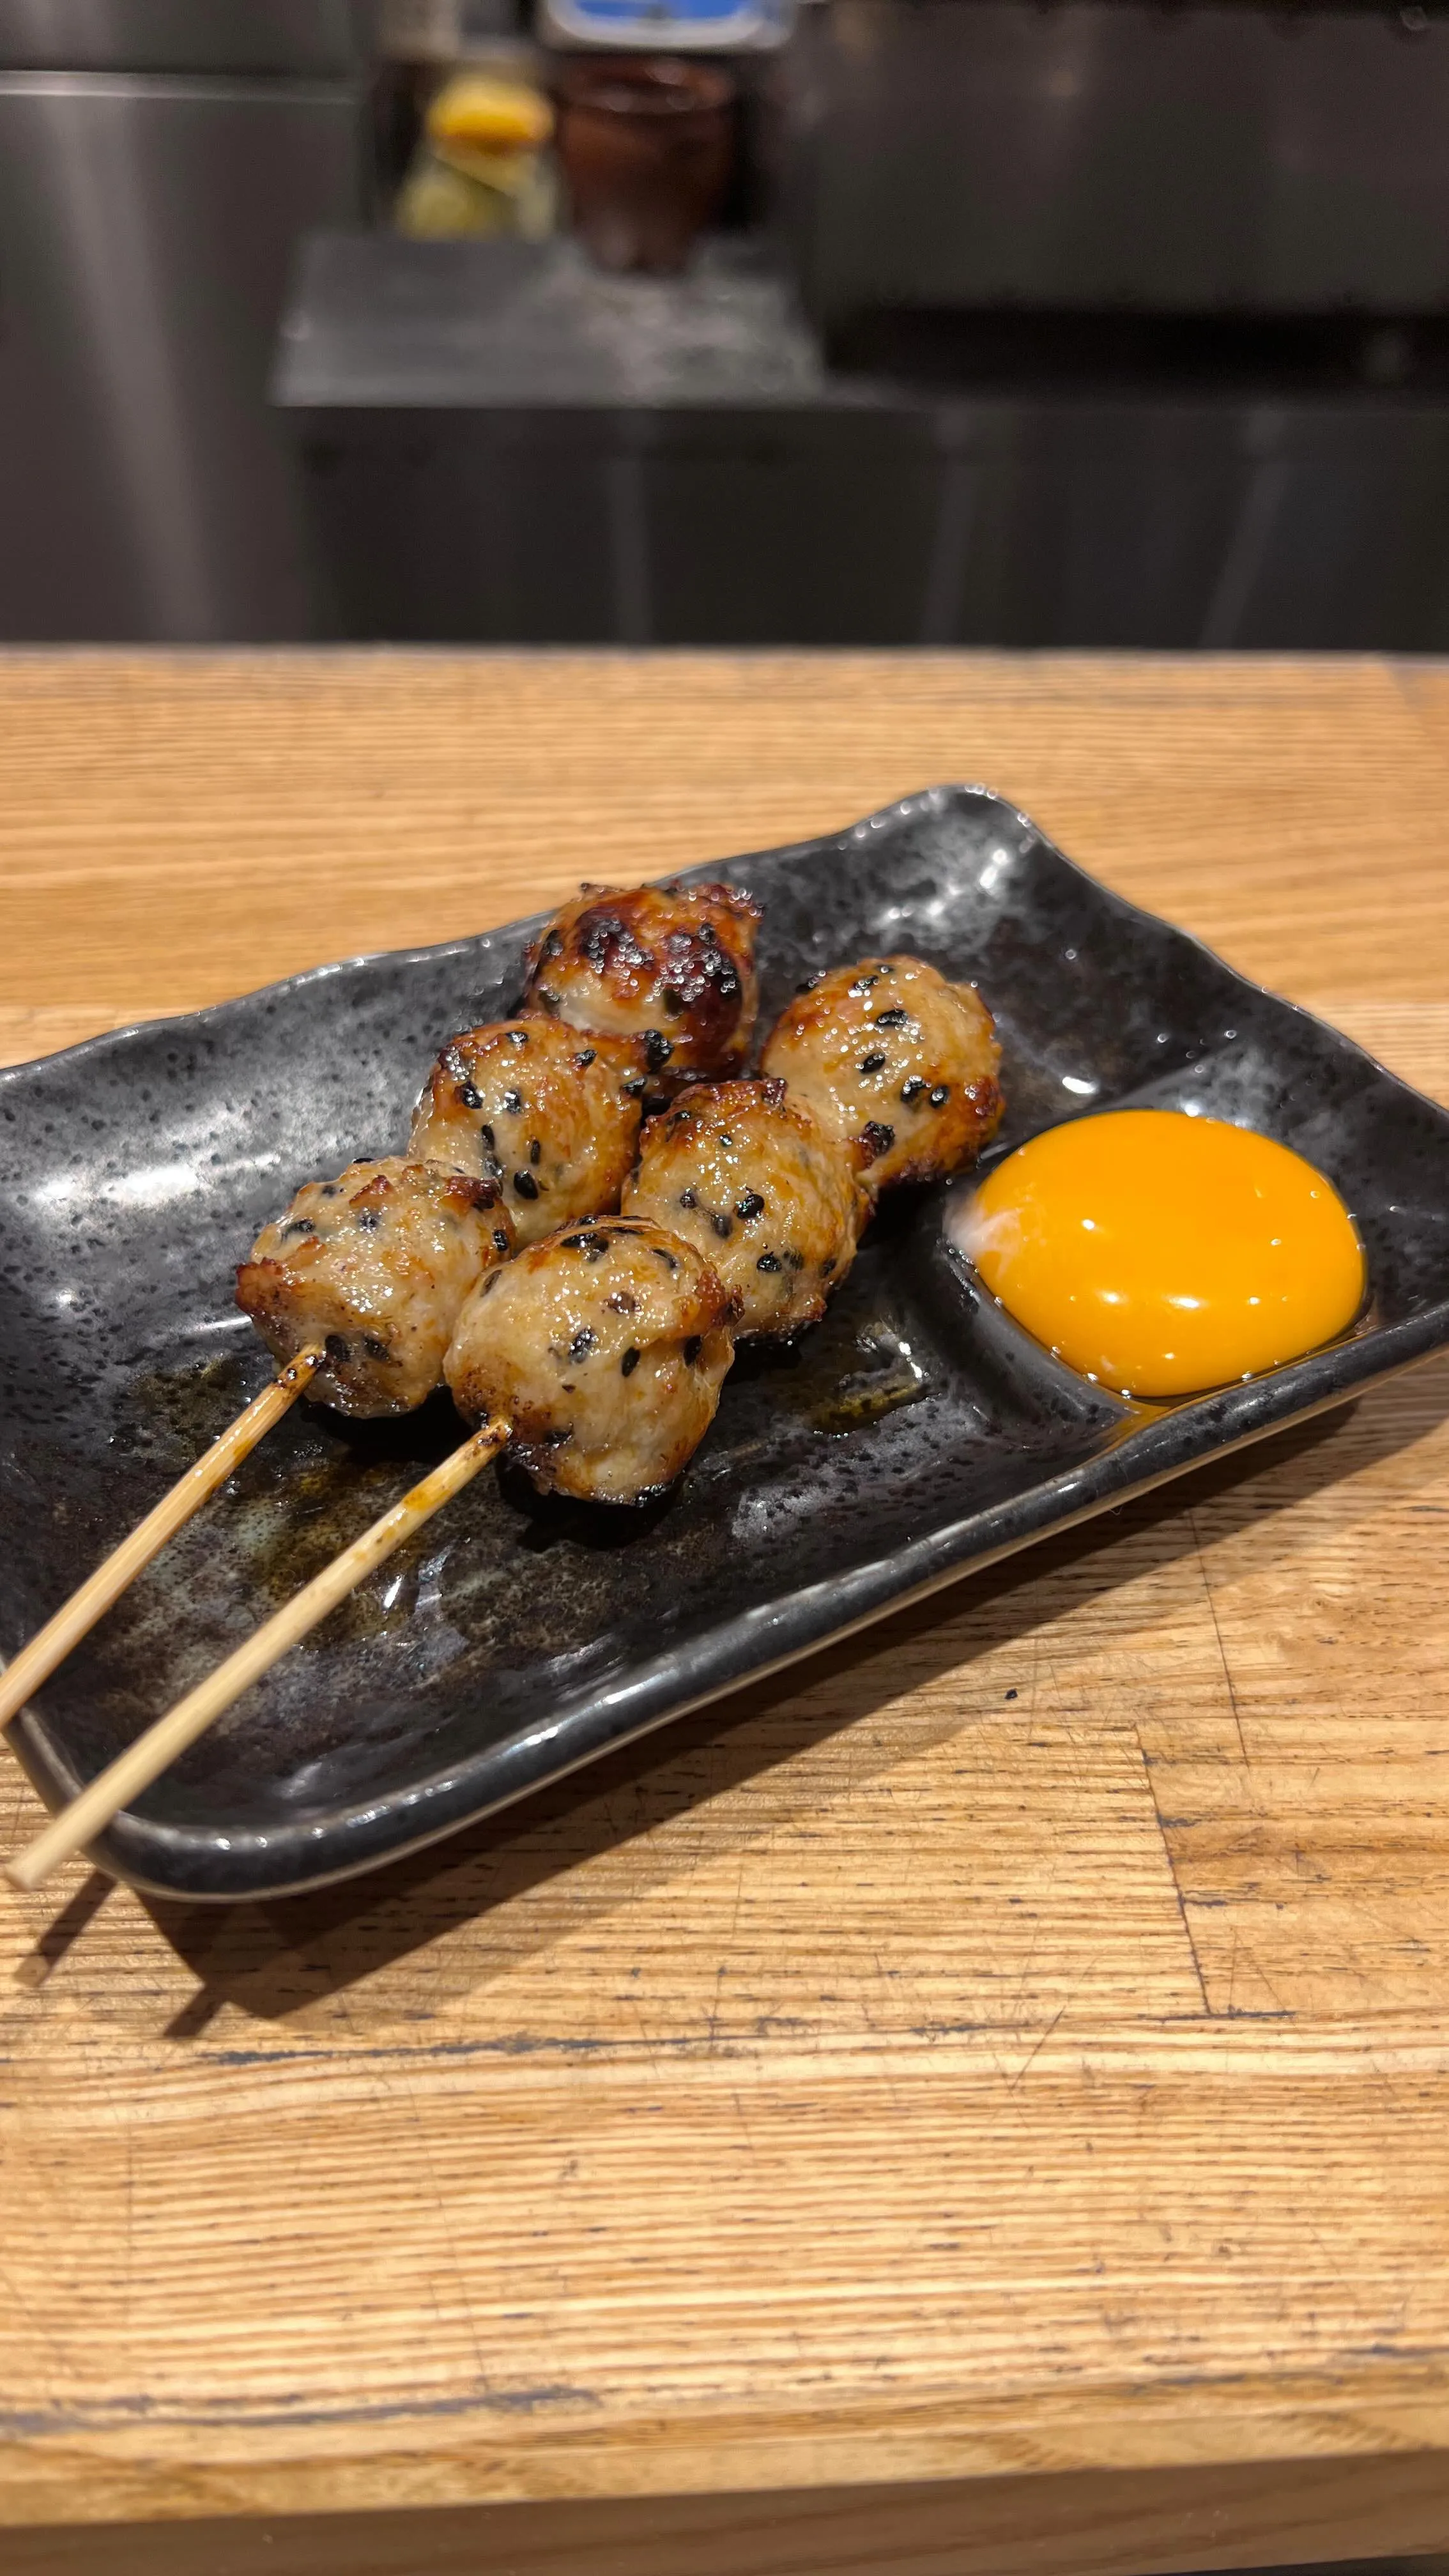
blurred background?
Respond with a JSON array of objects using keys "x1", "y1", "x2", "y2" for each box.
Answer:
[{"x1": 4, "y1": 0, "x2": 1449, "y2": 648}]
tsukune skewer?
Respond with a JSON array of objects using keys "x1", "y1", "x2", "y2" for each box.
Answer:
[
  {"x1": 0, "y1": 1016, "x2": 652, "y2": 1749},
  {"x1": 5, "y1": 1213, "x2": 735, "y2": 1890},
  {"x1": 3, "y1": 925, "x2": 1004, "y2": 1895}
]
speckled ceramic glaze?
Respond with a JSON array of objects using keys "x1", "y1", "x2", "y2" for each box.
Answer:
[{"x1": 4, "y1": 788, "x2": 1448, "y2": 1900}]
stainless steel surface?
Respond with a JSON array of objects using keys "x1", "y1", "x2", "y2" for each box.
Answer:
[
  {"x1": 276, "y1": 233, "x2": 829, "y2": 407},
  {"x1": 783, "y1": 0, "x2": 1449, "y2": 332},
  {"x1": 278, "y1": 231, "x2": 1449, "y2": 652},
  {"x1": 291, "y1": 399, "x2": 1449, "y2": 652},
  {"x1": 0, "y1": 74, "x2": 363, "y2": 639},
  {"x1": 0, "y1": 1, "x2": 364, "y2": 74}
]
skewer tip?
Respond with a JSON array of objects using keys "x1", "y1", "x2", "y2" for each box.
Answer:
[{"x1": 4, "y1": 1844, "x2": 59, "y2": 1896}]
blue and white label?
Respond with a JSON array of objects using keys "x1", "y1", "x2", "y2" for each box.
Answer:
[{"x1": 542, "y1": 0, "x2": 792, "y2": 49}]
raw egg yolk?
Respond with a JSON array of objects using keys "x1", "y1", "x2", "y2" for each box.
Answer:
[{"x1": 965, "y1": 1108, "x2": 1365, "y2": 1399}]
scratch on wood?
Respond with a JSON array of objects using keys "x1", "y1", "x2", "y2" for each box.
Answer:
[
  {"x1": 1189, "y1": 1506, "x2": 1251, "y2": 1770},
  {"x1": 1007, "y1": 2002, "x2": 1068, "y2": 2092},
  {"x1": 1133, "y1": 1721, "x2": 1212, "y2": 2017}
]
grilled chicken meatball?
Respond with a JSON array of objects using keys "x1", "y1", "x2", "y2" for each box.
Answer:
[
  {"x1": 409, "y1": 1018, "x2": 647, "y2": 1246},
  {"x1": 622, "y1": 1078, "x2": 866, "y2": 1338},
  {"x1": 445, "y1": 1216, "x2": 733, "y2": 1505},
  {"x1": 520, "y1": 880, "x2": 762, "y2": 1085},
  {"x1": 237, "y1": 1156, "x2": 514, "y2": 1418},
  {"x1": 762, "y1": 955, "x2": 1002, "y2": 1193}
]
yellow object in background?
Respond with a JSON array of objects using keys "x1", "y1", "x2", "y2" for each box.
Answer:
[
  {"x1": 396, "y1": 71, "x2": 558, "y2": 241},
  {"x1": 427, "y1": 72, "x2": 553, "y2": 157},
  {"x1": 963, "y1": 1108, "x2": 1366, "y2": 1399}
]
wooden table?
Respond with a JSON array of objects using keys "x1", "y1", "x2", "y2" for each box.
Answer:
[{"x1": 4, "y1": 654, "x2": 1449, "y2": 2576}]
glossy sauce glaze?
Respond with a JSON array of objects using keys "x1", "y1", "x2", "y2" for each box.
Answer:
[{"x1": 960, "y1": 1108, "x2": 1366, "y2": 1399}]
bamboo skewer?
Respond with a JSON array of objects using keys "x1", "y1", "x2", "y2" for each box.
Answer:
[
  {"x1": 0, "y1": 1345, "x2": 328, "y2": 1740},
  {"x1": 4, "y1": 1418, "x2": 510, "y2": 1894}
]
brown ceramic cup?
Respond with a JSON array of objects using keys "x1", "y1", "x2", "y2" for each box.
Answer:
[{"x1": 555, "y1": 56, "x2": 736, "y2": 275}]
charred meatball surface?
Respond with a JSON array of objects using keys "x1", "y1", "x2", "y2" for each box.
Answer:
[
  {"x1": 237, "y1": 1156, "x2": 513, "y2": 1418},
  {"x1": 520, "y1": 881, "x2": 762, "y2": 1084},
  {"x1": 762, "y1": 955, "x2": 1002, "y2": 1193},
  {"x1": 445, "y1": 1216, "x2": 733, "y2": 1505},
  {"x1": 623, "y1": 1078, "x2": 865, "y2": 1338},
  {"x1": 410, "y1": 1018, "x2": 646, "y2": 1245}
]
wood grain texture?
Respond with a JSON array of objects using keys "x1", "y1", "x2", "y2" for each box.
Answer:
[{"x1": 3, "y1": 652, "x2": 1449, "y2": 2575}]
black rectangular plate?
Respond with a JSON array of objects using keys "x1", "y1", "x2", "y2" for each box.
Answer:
[{"x1": 4, "y1": 787, "x2": 1449, "y2": 1900}]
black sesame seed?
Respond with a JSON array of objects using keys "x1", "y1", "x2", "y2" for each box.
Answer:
[
  {"x1": 281, "y1": 1217, "x2": 314, "y2": 1239},
  {"x1": 643, "y1": 1029, "x2": 672, "y2": 1071},
  {"x1": 502, "y1": 1089, "x2": 523, "y2": 1115},
  {"x1": 623, "y1": 1076, "x2": 647, "y2": 1097},
  {"x1": 362, "y1": 1335, "x2": 390, "y2": 1362},
  {"x1": 324, "y1": 1332, "x2": 351, "y2": 1364},
  {"x1": 457, "y1": 1083, "x2": 482, "y2": 1110},
  {"x1": 607, "y1": 1289, "x2": 637, "y2": 1314},
  {"x1": 484, "y1": 1154, "x2": 504, "y2": 1179},
  {"x1": 756, "y1": 1251, "x2": 781, "y2": 1273},
  {"x1": 717, "y1": 967, "x2": 740, "y2": 1001},
  {"x1": 529, "y1": 1137, "x2": 542, "y2": 1165},
  {"x1": 700, "y1": 923, "x2": 717, "y2": 946},
  {"x1": 319, "y1": 1183, "x2": 341, "y2": 1197},
  {"x1": 542, "y1": 930, "x2": 562, "y2": 958},
  {"x1": 874, "y1": 1007, "x2": 909, "y2": 1028},
  {"x1": 861, "y1": 1121, "x2": 895, "y2": 1161},
  {"x1": 683, "y1": 1335, "x2": 702, "y2": 1365},
  {"x1": 570, "y1": 1328, "x2": 597, "y2": 1361},
  {"x1": 859, "y1": 1050, "x2": 887, "y2": 1075},
  {"x1": 508, "y1": 1027, "x2": 529, "y2": 1046},
  {"x1": 795, "y1": 976, "x2": 818, "y2": 995},
  {"x1": 574, "y1": 1048, "x2": 595, "y2": 1068},
  {"x1": 717, "y1": 1131, "x2": 733, "y2": 1148},
  {"x1": 679, "y1": 1188, "x2": 697, "y2": 1209},
  {"x1": 513, "y1": 1170, "x2": 539, "y2": 1200},
  {"x1": 355, "y1": 1209, "x2": 381, "y2": 1232},
  {"x1": 735, "y1": 1190, "x2": 765, "y2": 1222},
  {"x1": 900, "y1": 1077, "x2": 926, "y2": 1103},
  {"x1": 479, "y1": 1122, "x2": 496, "y2": 1149},
  {"x1": 562, "y1": 1233, "x2": 586, "y2": 1249},
  {"x1": 929, "y1": 1084, "x2": 950, "y2": 1107},
  {"x1": 621, "y1": 1347, "x2": 640, "y2": 1376},
  {"x1": 493, "y1": 1227, "x2": 510, "y2": 1254},
  {"x1": 710, "y1": 1211, "x2": 733, "y2": 1240}
]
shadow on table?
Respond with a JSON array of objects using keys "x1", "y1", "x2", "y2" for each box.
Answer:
[{"x1": 30, "y1": 1361, "x2": 1446, "y2": 2033}]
